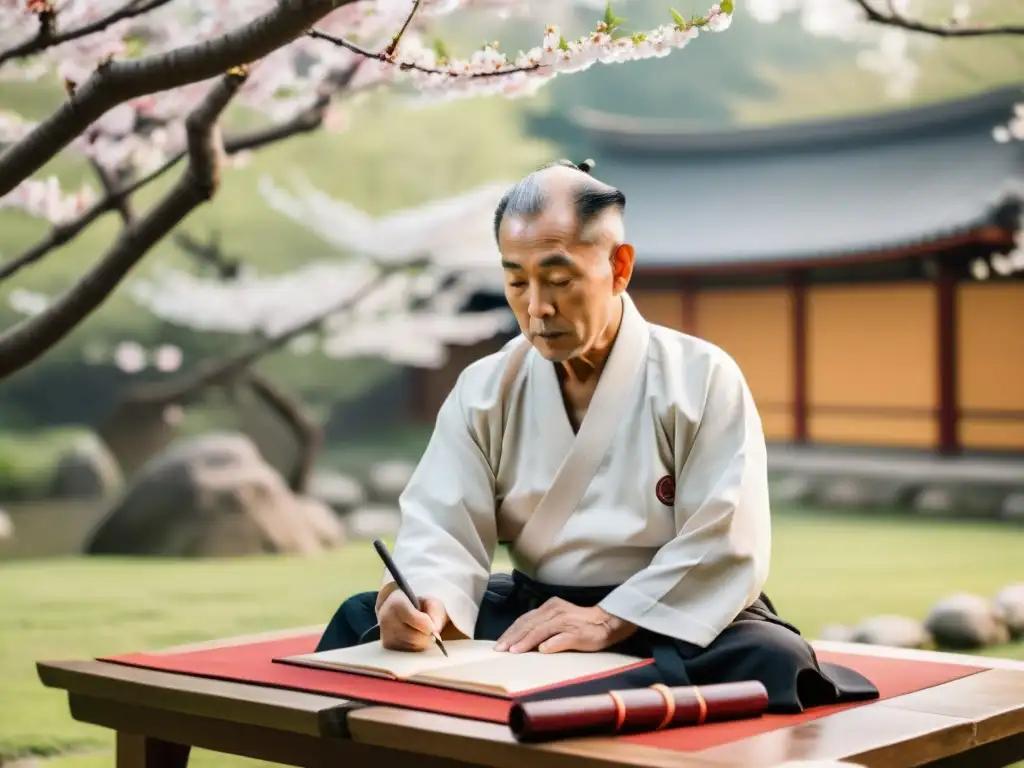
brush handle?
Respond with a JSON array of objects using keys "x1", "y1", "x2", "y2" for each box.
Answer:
[{"x1": 373, "y1": 539, "x2": 421, "y2": 610}]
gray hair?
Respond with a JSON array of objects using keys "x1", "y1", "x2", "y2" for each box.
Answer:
[{"x1": 492, "y1": 159, "x2": 626, "y2": 245}]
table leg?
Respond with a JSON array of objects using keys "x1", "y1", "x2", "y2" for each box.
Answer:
[{"x1": 116, "y1": 733, "x2": 191, "y2": 768}]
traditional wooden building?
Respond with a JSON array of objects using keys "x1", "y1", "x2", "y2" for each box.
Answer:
[{"x1": 412, "y1": 86, "x2": 1024, "y2": 456}]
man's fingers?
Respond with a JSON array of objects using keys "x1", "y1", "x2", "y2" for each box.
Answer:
[
  {"x1": 399, "y1": 607, "x2": 437, "y2": 636},
  {"x1": 508, "y1": 619, "x2": 564, "y2": 654},
  {"x1": 495, "y1": 609, "x2": 541, "y2": 651},
  {"x1": 538, "y1": 632, "x2": 576, "y2": 654},
  {"x1": 496, "y1": 599, "x2": 572, "y2": 651},
  {"x1": 387, "y1": 593, "x2": 436, "y2": 637},
  {"x1": 420, "y1": 596, "x2": 448, "y2": 634}
]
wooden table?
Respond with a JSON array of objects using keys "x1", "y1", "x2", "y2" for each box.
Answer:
[{"x1": 36, "y1": 630, "x2": 1024, "y2": 768}]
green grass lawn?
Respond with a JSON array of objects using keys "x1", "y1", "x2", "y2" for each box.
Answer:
[{"x1": 1, "y1": 509, "x2": 1022, "y2": 768}]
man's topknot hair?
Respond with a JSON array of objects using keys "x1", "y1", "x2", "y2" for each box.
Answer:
[{"x1": 492, "y1": 157, "x2": 624, "y2": 243}]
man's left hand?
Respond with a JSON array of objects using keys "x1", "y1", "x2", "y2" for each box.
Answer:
[{"x1": 494, "y1": 598, "x2": 637, "y2": 653}]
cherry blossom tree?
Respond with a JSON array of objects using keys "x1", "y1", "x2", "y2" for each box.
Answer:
[
  {"x1": 747, "y1": 0, "x2": 1024, "y2": 276},
  {"x1": 0, "y1": 0, "x2": 736, "y2": 380},
  {"x1": 90, "y1": 176, "x2": 515, "y2": 490}
]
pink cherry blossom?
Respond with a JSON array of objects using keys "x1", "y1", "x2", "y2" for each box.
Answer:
[{"x1": 0, "y1": 0, "x2": 734, "y2": 221}]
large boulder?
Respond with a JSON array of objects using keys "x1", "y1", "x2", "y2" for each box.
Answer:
[
  {"x1": 48, "y1": 434, "x2": 123, "y2": 500},
  {"x1": 83, "y1": 432, "x2": 345, "y2": 557},
  {"x1": 923, "y1": 592, "x2": 1010, "y2": 650},
  {"x1": 994, "y1": 583, "x2": 1024, "y2": 639}
]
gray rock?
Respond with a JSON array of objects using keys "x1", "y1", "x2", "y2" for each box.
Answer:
[
  {"x1": 48, "y1": 434, "x2": 123, "y2": 500},
  {"x1": 924, "y1": 592, "x2": 1010, "y2": 650},
  {"x1": 850, "y1": 615, "x2": 931, "y2": 649},
  {"x1": 771, "y1": 475, "x2": 813, "y2": 505},
  {"x1": 957, "y1": 487, "x2": 1007, "y2": 518},
  {"x1": 817, "y1": 623, "x2": 855, "y2": 642},
  {"x1": 913, "y1": 487, "x2": 956, "y2": 515},
  {"x1": 83, "y1": 432, "x2": 345, "y2": 557},
  {"x1": 815, "y1": 478, "x2": 904, "y2": 508},
  {"x1": 345, "y1": 504, "x2": 401, "y2": 540},
  {"x1": 994, "y1": 583, "x2": 1024, "y2": 638},
  {"x1": 1001, "y1": 493, "x2": 1024, "y2": 521},
  {"x1": 308, "y1": 470, "x2": 366, "y2": 514},
  {"x1": 818, "y1": 478, "x2": 863, "y2": 506},
  {"x1": 0, "y1": 509, "x2": 12, "y2": 540},
  {"x1": 367, "y1": 460, "x2": 416, "y2": 503}
]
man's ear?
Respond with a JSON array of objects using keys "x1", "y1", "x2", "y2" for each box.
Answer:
[{"x1": 611, "y1": 243, "x2": 635, "y2": 294}]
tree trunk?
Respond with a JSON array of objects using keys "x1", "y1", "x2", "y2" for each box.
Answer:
[{"x1": 242, "y1": 370, "x2": 322, "y2": 494}]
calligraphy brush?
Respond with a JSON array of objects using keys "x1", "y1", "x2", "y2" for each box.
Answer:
[{"x1": 372, "y1": 539, "x2": 448, "y2": 657}]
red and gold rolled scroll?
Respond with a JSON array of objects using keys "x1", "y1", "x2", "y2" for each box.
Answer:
[{"x1": 508, "y1": 680, "x2": 769, "y2": 742}]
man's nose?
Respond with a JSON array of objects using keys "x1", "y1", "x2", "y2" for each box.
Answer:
[{"x1": 527, "y1": 287, "x2": 555, "y2": 319}]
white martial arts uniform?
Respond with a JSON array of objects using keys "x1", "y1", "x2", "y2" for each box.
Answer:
[{"x1": 386, "y1": 291, "x2": 772, "y2": 648}]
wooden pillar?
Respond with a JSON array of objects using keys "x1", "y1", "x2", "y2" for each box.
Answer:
[
  {"x1": 791, "y1": 270, "x2": 808, "y2": 443},
  {"x1": 681, "y1": 280, "x2": 698, "y2": 336},
  {"x1": 936, "y1": 259, "x2": 959, "y2": 455}
]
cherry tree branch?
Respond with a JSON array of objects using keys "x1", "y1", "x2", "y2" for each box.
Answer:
[
  {"x1": 384, "y1": 0, "x2": 422, "y2": 58},
  {"x1": 307, "y1": 28, "x2": 541, "y2": 78},
  {"x1": 851, "y1": 0, "x2": 1024, "y2": 37},
  {"x1": 0, "y1": 68, "x2": 248, "y2": 379},
  {"x1": 0, "y1": 0, "x2": 178, "y2": 67},
  {"x1": 0, "y1": 0, "x2": 355, "y2": 197},
  {"x1": 242, "y1": 368, "x2": 323, "y2": 493},
  {"x1": 122, "y1": 260, "x2": 410, "y2": 405},
  {"x1": 88, "y1": 157, "x2": 134, "y2": 225},
  {"x1": 172, "y1": 229, "x2": 241, "y2": 279},
  {"x1": 0, "y1": 89, "x2": 336, "y2": 283}
]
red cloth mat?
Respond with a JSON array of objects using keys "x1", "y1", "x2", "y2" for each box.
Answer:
[{"x1": 103, "y1": 633, "x2": 983, "y2": 753}]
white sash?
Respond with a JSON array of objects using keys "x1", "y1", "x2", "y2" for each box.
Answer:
[{"x1": 511, "y1": 293, "x2": 650, "y2": 567}]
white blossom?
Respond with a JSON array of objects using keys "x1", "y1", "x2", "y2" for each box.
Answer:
[
  {"x1": 127, "y1": 177, "x2": 519, "y2": 369},
  {"x1": 0, "y1": 0, "x2": 734, "y2": 221},
  {"x1": 113, "y1": 340, "x2": 147, "y2": 373}
]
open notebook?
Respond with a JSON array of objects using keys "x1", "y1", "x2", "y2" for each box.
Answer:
[{"x1": 279, "y1": 639, "x2": 650, "y2": 697}]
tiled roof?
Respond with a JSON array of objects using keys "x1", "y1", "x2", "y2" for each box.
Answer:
[{"x1": 569, "y1": 86, "x2": 1024, "y2": 268}]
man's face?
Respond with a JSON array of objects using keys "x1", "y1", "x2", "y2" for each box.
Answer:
[{"x1": 498, "y1": 200, "x2": 631, "y2": 362}]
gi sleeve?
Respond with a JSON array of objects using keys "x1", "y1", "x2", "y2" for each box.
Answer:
[
  {"x1": 597, "y1": 354, "x2": 772, "y2": 647},
  {"x1": 381, "y1": 374, "x2": 498, "y2": 639}
]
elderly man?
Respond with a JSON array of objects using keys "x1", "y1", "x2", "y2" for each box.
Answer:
[{"x1": 316, "y1": 159, "x2": 877, "y2": 712}]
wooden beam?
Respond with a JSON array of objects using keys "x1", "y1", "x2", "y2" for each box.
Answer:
[
  {"x1": 792, "y1": 270, "x2": 808, "y2": 443},
  {"x1": 936, "y1": 260, "x2": 959, "y2": 455}
]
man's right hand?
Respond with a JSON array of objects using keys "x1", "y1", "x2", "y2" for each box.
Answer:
[{"x1": 377, "y1": 587, "x2": 448, "y2": 651}]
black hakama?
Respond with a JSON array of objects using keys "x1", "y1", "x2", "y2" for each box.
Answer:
[{"x1": 316, "y1": 570, "x2": 879, "y2": 712}]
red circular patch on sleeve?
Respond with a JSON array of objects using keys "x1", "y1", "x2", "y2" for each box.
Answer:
[{"x1": 655, "y1": 475, "x2": 675, "y2": 506}]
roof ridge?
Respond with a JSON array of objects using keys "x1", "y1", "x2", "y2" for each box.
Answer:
[{"x1": 570, "y1": 84, "x2": 1024, "y2": 156}]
